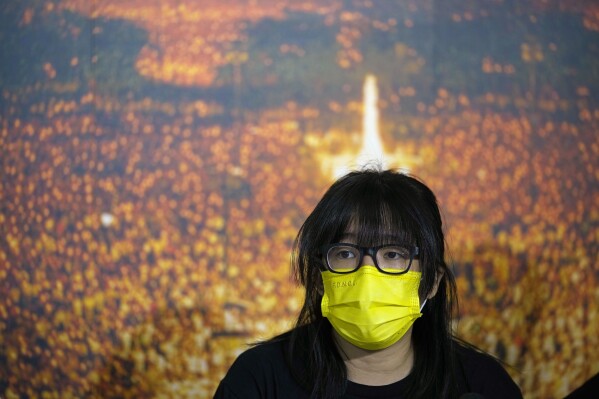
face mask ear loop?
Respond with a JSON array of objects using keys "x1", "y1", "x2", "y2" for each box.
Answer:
[{"x1": 418, "y1": 276, "x2": 427, "y2": 312}]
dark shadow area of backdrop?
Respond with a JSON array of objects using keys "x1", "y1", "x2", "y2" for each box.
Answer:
[{"x1": 1, "y1": 0, "x2": 598, "y2": 398}]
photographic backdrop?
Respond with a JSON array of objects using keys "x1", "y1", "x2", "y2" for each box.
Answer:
[{"x1": 1, "y1": 0, "x2": 598, "y2": 398}]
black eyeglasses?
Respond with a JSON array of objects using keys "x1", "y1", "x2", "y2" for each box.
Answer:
[{"x1": 320, "y1": 243, "x2": 419, "y2": 274}]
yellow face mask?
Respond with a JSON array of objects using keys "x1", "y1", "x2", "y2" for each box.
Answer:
[{"x1": 321, "y1": 266, "x2": 423, "y2": 350}]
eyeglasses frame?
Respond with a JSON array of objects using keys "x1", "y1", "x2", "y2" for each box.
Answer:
[{"x1": 319, "y1": 242, "x2": 420, "y2": 275}]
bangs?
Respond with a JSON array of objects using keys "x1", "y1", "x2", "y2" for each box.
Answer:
[{"x1": 328, "y1": 181, "x2": 420, "y2": 247}]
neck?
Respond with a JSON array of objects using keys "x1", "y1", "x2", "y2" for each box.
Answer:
[{"x1": 334, "y1": 327, "x2": 415, "y2": 386}]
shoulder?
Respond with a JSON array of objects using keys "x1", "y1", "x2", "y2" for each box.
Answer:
[
  {"x1": 214, "y1": 338, "x2": 308, "y2": 399},
  {"x1": 232, "y1": 339, "x2": 287, "y2": 367},
  {"x1": 454, "y1": 341, "x2": 523, "y2": 399}
]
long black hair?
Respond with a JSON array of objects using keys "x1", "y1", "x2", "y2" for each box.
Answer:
[{"x1": 284, "y1": 168, "x2": 459, "y2": 398}]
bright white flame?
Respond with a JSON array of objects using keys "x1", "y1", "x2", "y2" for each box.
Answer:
[
  {"x1": 100, "y1": 212, "x2": 115, "y2": 227},
  {"x1": 320, "y1": 74, "x2": 422, "y2": 180},
  {"x1": 330, "y1": 74, "x2": 387, "y2": 178},
  {"x1": 357, "y1": 74, "x2": 386, "y2": 167}
]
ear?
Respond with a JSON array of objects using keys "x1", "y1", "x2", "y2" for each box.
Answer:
[{"x1": 426, "y1": 268, "x2": 445, "y2": 299}]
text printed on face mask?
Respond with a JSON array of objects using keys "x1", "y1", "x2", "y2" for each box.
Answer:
[{"x1": 331, "y1": 280, "x2": 356, "y2": 288}]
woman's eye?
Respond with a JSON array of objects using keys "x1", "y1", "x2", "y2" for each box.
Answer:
[
  {"x1": 337, "y1": 250, "x2": 355, "y2": 259},
  {"x1": 383, "y1": 248, "x2": 409, "y2": 259}
]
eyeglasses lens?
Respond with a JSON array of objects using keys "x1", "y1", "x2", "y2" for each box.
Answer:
[{"x1": 326, "y1": 245, "x2": 412, "y2": 273}]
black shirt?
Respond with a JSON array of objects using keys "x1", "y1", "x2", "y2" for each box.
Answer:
[{"x1": 214, "y1": 338, "x2": 522, "y2": 398}]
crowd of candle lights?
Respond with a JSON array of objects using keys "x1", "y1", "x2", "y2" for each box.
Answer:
[
  {"x1": 2, "y1": 83, "x2": 597, "y2": 398},
  {"x1": 2, "y1": 1, "x2": 599, "y2": 398}
]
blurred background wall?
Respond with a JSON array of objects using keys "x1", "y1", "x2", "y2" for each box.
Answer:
[{"x1": 1, "y1": 0, "x2": 598, "y2": 398}]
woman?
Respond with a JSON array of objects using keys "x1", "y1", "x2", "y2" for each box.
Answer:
[{"x1": 214, "y1": 169, "x2": 522, "y2": 398}]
